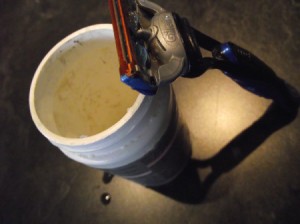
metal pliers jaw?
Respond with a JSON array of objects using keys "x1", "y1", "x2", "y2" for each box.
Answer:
[
  {"x1": 118, "y1": 0, "x2": 191, "y2": 95},
  {"x1": 136, "y1": 0, "x2": 189, "y2": 84}
]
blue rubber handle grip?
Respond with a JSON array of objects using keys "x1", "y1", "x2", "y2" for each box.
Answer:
[{"x1": 213, "y1": 42, "x2": 299, "y2": 111}]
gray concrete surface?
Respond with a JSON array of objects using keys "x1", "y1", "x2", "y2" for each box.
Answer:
[{"x1": 1, "y1": 0, "x2": 300, "y2": 223}]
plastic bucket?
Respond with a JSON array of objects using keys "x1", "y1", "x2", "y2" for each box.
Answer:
[{"x1": 29, "y1": 24, "x2": 191, "y2": 186}]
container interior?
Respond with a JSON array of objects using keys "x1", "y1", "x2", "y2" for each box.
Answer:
[{"x1": 33, "y1": 31, "x2": 138, "y2": 138}]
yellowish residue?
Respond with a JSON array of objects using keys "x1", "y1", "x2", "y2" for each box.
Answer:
[{"x1": 53, "y1": 41, "x2": 138, "y2": 138}]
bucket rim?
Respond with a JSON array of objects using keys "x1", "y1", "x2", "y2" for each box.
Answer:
[{"x1": 29, "y1": 24, "x2": 145, "y2": 146}]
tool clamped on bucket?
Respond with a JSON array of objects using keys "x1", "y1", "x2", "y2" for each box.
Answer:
[{"x1": 109, "y1": 0, "x2": 299, "y2": 109}]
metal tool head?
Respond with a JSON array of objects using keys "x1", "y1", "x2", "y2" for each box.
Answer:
[{"x1": 108, "y1": 0, "x2": 189, "y2": 95}]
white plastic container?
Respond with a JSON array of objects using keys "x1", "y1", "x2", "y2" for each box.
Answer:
[{"x1": 29, "y1": 24, "x2": 190, "y2": 186}]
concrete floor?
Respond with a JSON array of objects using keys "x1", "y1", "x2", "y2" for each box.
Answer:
[{"x1": 1, "y1": 0, "x2": 300, "y2": 223}]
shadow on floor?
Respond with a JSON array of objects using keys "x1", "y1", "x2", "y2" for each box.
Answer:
[{"x1": 151, "y1": 100, "x2": 299, "y2": 204}]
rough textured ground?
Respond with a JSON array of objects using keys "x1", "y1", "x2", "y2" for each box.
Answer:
[{"x1": 1, "y1": 0, "x2": 300, "y2": 223}]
